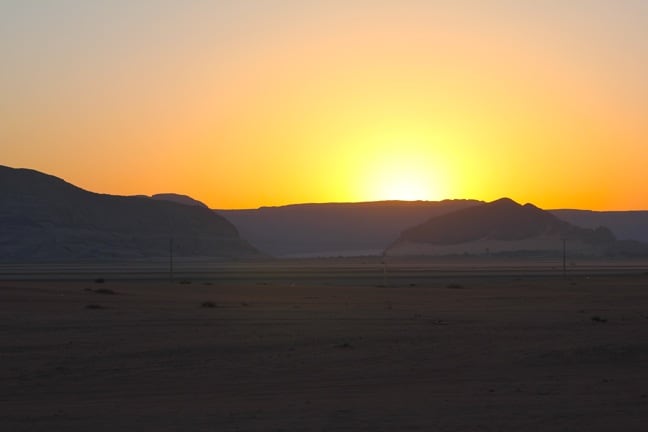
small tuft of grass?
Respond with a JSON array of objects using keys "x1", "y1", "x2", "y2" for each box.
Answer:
[
  {"x1": 334, "y1": 342, "x2": 353, "y2": 349},
  {"x1": 430, "y1": 319, "x2": 449, "y2": 326},
  {"x1": 201, "y1": 301, "x2": 217, "y2": 308},
  {"x1": 446, "y1": 283, "x2": 465, "y2": 289},
  {"x1": 591, "y1": 315, "x2": 608, "y2": 323},
  {"x1": 179, "y1": 280, "x2": 192, "y2": 285},
  {"x1": 93, "y1": 288, "x2": 116, "y2": 295},
  {"x1": 85, "y1": 304, "x2": 105, "y2": 310}
]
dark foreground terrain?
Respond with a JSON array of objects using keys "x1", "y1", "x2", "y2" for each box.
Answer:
[{"x1": 2, "y1": 259, "x2": 648, "y2": 431}]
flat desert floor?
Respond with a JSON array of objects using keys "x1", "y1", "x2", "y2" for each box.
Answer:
[{"x1": 2, "y1": 260, "x2": 648, "y2": 431}]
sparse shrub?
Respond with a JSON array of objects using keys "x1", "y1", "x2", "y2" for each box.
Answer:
[
  {"x1": 85, "y1": 304, "x2": 104, "y2": 310},
  {"x1": 591, "y1": 315, "x2": 608, "y2": 323},
  {"x1": 431, "y1": 319, "x2": 449, "y2": 325},
  {"x1": 201, "y1": 301, "x2": 216, "y2": 308},
  {"x1": 446, "y1": 283, "x2": 464, "y2": 289},
  {"x1": 94, "y1": 288, "x2": 116, "y2": 295},
  {"x1": 179, "y1": 280, "x2": 192, "y2": 285},
  {"x1": 94, "y1": 278, "x2": 105, "y2": 284},
  {"x1": 334, "y1": 342, "x2": 353, "y2": 349}
]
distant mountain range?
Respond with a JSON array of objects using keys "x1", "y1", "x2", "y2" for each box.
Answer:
[
  {"x1": 387, "y1": 198, "x2": 638, "y2": 257},
  {"x1": 3, "y1": 165, "x2": 648, "y2": 261},
  {"x1": 150, "y1": 193, "x2": 648, "y2": 247},
  {"x1": 218, "y1": 201, "x2": 648, "y2": 258},
  {"x1": 0, "y1": 166, "x2": 259, "y2": 261},
  {"x1": 217, "y1": 200, "x2": 480, "y2": 257},
  {"x1": 550, "y1": 209, "x2": 648, "y2": 243}
]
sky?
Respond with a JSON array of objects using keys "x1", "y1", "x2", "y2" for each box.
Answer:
[{"x1": 1, "y1": 0, "x2": 647, "y2": 210}]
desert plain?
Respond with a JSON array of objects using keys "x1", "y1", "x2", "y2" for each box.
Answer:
[{"x1": 2, "y1": 258, "x2": 648, "y2": 431}]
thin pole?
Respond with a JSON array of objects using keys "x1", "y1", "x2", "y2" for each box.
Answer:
[
  {"x1": 562, "y1": 238, "x2": 567, "y2": 278},
  {"x1": 382, "y1": 253, "x2": 387, "y2": 287},
  {"x1": 169, "y1": 237, "x2": 174, "y2": 282}
]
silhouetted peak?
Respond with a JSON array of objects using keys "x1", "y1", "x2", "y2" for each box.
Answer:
[
  {"x1": 400, "y1": 197, "x2": 574, "y2": 244},
  {"x1": 523, "y1": 202, "x2": 541, "y2": 210},
  {"x1": 489, "y1": 197, "x2": 521, "y2": 208},
  {"x1": 0, "y1": 164, "x2": 90, "y2": 198},
  {"x1": 152, "y1": 193, "x2": 208, "y2": 209},
  {"x1": 0, "y1": 165, "x2": 259, "y2": 261}
]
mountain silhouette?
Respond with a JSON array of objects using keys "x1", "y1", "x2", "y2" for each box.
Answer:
[
  {"x1": 551, "y1": 209, "x2": 648, "y2": 243},
  {"x1": 217, "y1": 200, "x2": 481, "y2": 257},
  {"x1": 388, "y1": 198, "x2": 621, "y2": 256},
  {"x1": 152, "y1": 193, "x2": 209, "y2": 208},
  {"x1": 0, "y1": 166, "x2": 259, "y2": 261}
]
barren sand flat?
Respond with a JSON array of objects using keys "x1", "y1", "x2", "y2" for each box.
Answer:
[{"x1": 1, "y1": 264, "x2": 648, "y2": 431}]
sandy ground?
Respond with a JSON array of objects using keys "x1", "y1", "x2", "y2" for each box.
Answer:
[{"x1": 1, "y1": 262, "x2": 648, "y2": 431}]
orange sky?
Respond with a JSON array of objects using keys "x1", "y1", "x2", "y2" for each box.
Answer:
[{"x1": 1, "y1": 1, "x2": 647, "y2": 210}]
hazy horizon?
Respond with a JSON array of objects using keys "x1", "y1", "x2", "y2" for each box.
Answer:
[
  {"x1": 2, "y1": 1, "x2": 647, "y2": 210},
  {"x1": 6, "y1": 162, "x2": 648, "y2": 212}
]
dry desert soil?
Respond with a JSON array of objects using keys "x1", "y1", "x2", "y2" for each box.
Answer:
[{"x1": 1, "y1": 259, "x2": 648, "y2": 431}]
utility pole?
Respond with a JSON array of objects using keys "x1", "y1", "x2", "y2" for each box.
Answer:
[
  {"x1": 169, "y1": 237, "x2": 174, "y2": 282},
  {"x1": 562, "y1": 237, "x2": 567, "y2": 278},
  {"x1": 382, "y1": 252, "x2": 388, "y2": 287}
]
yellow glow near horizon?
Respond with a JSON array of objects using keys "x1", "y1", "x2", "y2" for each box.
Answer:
[
  {"x1": 1, "y1": 2, "x2": 647, "y2": 210},
  {"x1": 375, "y1": 172, "x2": 437, "y2": 202},
  {"x1": 354, "y1": 144, "x2": 448, "y2": 202}
]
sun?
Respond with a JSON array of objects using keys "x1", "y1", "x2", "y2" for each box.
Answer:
[
  {"x1": 349, "y1": 137, "x2": 450, "y2": 203},
  {"x1": 360, "y1": 160, "x2": 445, "y2": 202},
  {"x1": 380, "y1": 173, "x2": 432, "y2": 201}
]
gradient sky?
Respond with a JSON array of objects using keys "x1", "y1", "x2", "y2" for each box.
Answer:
[{"x1": 2, "y1": 0, "x2": 647, "y2": 209}]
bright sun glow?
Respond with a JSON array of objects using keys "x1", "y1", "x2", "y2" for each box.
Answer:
[
  {"x1": 379, "y1": 172, "x2": 432, "y2": 201},
  {"x1": 358, "y1": 149, "x2": 446, "y2": 202}
]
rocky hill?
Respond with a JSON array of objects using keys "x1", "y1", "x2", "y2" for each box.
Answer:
[
  {"x1": 551, "y1": 209, "x2": 648, "y2": 243},
  {"x1": 0, "y1": 166, "x2": 259, "y2": 261},
  {"x1": 387, "y1": 198, "x2": 628, "y2": 257},
  {"x1": 217, "y1": 200, "x2": 481, "y2": 257}
]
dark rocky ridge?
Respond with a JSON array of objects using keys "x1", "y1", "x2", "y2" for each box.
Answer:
[
  {"x1": 0, "y1": 166, "x2": 259, "y2": 261},
  {"x1": 551, "y1": 209, "x2": 648, "y2": 243},
  {"x1": 387, "y1": 198, "x2": 647, "y2": 257},
  {"x1": 217, "y1": 199, "x2": 481, "y2": 257},
  {"x1": 401, "y1": 198, "x2": 615, "y2": 245},
  {"x1": 152, "y1": 193, "x2": 209, "y2": 208}
]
